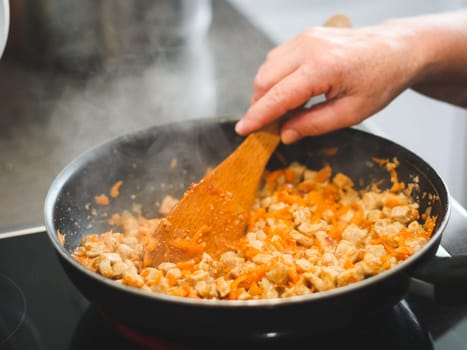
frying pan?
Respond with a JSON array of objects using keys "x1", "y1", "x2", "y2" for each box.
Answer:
[{"x1": 44, "y1": 117, "x2": 467, "y2": 340}]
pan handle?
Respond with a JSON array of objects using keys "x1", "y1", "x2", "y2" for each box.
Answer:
[{"x1": 409, "y1": 255, "x2": 467, "y2": 305}]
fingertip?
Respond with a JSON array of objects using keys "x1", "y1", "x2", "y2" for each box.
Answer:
[
  {"x1": 235, "y1": 119, "x2": 247, "y2": 135},
  {"x1": 281, "y1": 128, "x2": 301, "y2": 144}
]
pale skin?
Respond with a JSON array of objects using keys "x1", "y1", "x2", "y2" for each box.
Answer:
[{"x1": 235, "y1": 10, "x2": 467, "y2": 144}]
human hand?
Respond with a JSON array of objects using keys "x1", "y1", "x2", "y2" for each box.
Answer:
[{"x1": 235, "y1": 21, "x2": 424, "y2": 143}]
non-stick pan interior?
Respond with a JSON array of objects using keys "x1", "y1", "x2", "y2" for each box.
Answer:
[{"x1": 46, "y1": 118, "x2": 449, "y2": 256}]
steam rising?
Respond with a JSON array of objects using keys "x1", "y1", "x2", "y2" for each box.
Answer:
[
  {"x1": 54, "y1": 117, "x2": 242, "y2": 251},
  {"x1": 0, "y1": 0, "x2": 271, "y2": 231}
]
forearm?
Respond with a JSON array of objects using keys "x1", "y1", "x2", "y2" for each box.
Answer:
[{"x1": 391, "y1": 9, "x2": 467, "y2": 107}]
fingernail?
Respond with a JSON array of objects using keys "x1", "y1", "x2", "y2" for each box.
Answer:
[
  {"x1": 281, "y1": 129, "x2": 300, "y2": 144},
  {"x1": 235, "y1": 119, "x2": 246, "y2": 134}
]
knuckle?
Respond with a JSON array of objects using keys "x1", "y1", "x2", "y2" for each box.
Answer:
[
  {"x1": 298, "y1": 63, "x2": 314, "y2": 80},
  {"x1": 253, "y1": 66, "x2": 271, "y2": 94},
  {"x1": 265, "y1": 85, "x2": 288, "y2": 113}
]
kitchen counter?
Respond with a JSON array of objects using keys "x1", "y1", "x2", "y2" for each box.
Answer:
[{"x1": 0, "y1": 0, "x2": 272, "y2": 231}]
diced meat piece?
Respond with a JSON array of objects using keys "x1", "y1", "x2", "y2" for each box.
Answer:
[
  {"x1": 292, "y1": 206, "x2": 312, "y2": 226},
  {"x1": 406, "y1": 237, "x2": 428, "y2": 253},
  {"x1": 288, "y1": 162, "x2": 306, "y2": 180},
  {"x1": 296, "y1": 220, "x2": 326, "y2": 236},
  {"x1": 333, "y1": 173, "x2": 354, "y2": 189},
  {"x1": 342, "y1": 224, "x2": 368, "y2": 244},
  {"x1": 374, "y1": 219, "x2": 404, "y2": 237},
  {"x1": 159, "y1": 195, "x2": 178, "y2": 216},
  {"x1": 408, "y1": 221, "x2": 424, "y2": 233},
  {"x1": 252, "y1": 253, "x2": 274, "y2": 265},
  {"x1": 291, "y1": 230, "x2": 314, "y2": 247},
  {"x1": 362, "y1": 192, "x2": 382, "y2": 210},
  {"x1": 195, "y1": 280, "x2": 217, "y2": 298},
  {"x1": 339, "y1": 209, "x2": 354, "y2": 223},
  {"x1": 390, "y1": 205, "x2": 413, "y2": 224},
  {"x1": 337, "y1": 265, "x2": 365, "y2": 286},
  {"x1": 303, "y1": 271, "x2": 333, "y2": 292},
  {"x1": 98, "y1": 258, "x2": 114, "y2": 277},
  {"x1": 215, "y1": 277, "x2": 231, "y2": 298},
  {"x1": 140, "y1": 267, "x2": 163, "y2": 286},
  {"x1": 295, "y1": 258, "x2": 314, "y2": 272},
  {"x1": 122, "y1": 272, "x2": 145, "y2": 288},
  {"x1": 335, "y1": 240, "x2": 358, "y2": 262},
  {"x1": 266, "y1": 263, "x2": 288, "y2": 285},
  {"x1": 260, "y1": 278, "x2": 279, "y2": 299},
  {"x1": 366, "y1": 209, "x2": 382, "y2": 221}
]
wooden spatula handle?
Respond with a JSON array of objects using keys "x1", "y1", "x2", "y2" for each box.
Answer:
[{"x1": 324, "y1": 14, "x2": 352, "y2": 28}]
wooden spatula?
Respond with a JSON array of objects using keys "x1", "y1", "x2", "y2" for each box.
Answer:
[
  {"x1": 143, "y1": 15, "x2": 351, "y2": 267},
  {"x1": 142, "y1": 122, "x2": 280, "y2": 266}
]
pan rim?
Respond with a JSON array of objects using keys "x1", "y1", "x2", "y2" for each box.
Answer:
[{"x1": 43, "y1": 117, "x2": 451, "y2": 308}]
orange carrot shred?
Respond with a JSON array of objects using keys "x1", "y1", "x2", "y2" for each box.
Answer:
[
  {"x1": 110, "y1": 180, "x2": 123, "y2": 198},
  {"x1": 95, "y1": 194, "x2": 110, "y2": 206}
]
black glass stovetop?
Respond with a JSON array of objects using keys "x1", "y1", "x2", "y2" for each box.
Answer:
[{"x1": 1, "y1": 229, "x2": 467, "y2": 350}]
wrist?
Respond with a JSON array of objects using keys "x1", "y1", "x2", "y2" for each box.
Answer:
[{"x1": 382, "y1": 10, "x2": 467, "y2": 86}]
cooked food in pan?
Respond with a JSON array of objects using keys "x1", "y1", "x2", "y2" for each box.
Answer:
[{"x1": 71, "y1": 158, "x2": 436, "y2": 300}]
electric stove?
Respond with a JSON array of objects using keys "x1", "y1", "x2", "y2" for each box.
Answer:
[{"x1": 1, "y1": 200, "x2": 467, "y2": 350}]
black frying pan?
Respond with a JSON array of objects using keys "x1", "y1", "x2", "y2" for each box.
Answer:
[{"x1": 44, "y1": 117, "x2": 466, "y2": 341}]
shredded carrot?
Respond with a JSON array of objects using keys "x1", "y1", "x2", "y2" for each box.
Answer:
[
  {"x1": 57, "y1": 230, "x2": 65, "y2": 246},
  {"x1": 284, "y1": 168, "x2": 296, "y2": 183},
  {"x1": 389, "y1": 168, "x2": 405, "y2": 192},
  {"x1": 110, "y1": 180, "x2": 123, "y2": 198},
  {"x1": 94, "y1": 194, "x2": 110, "y2": 206},
  {"x1": 320, "y1": 147, "x2": 339, "y2": 156},
  {"x1": 249, "y1": 281, "x2": 263, "y2": 296},
  {"x1": 168, "y1": 286, "x2": 188, "y2": 297},
  {"x1": 314, "y1": 163, "x2": 332, "y2": 183},
  {"x1": 265, "y1": 169, "x2": 283, "y2": 187},
  {"x1": 176, "y1": 260, "x2": 196, "y2": 272},
  {"x1": 229, "y1": 275, "x2": 247, "y2": 299},
  {"x1": 372, "y1": 157, "x2": 388, "y2": 166}
]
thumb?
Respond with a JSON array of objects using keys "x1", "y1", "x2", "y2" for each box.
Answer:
[{"x1": 280, "y1": 96, "x2": 367, "y2": 143}]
